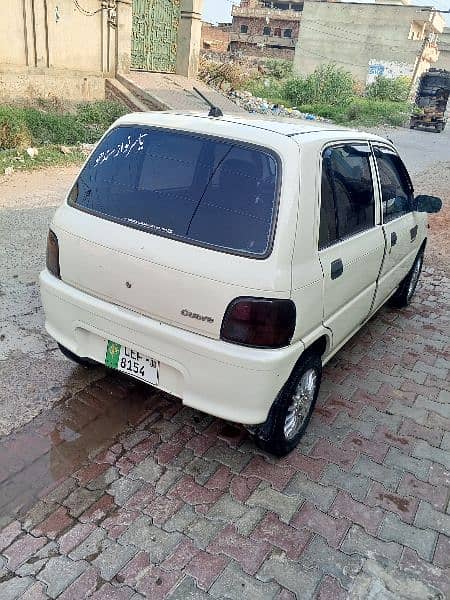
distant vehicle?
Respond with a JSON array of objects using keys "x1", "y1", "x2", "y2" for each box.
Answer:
[
  {"x1": 40, "y1": 112, "x2": 441, "y2": 456},
  {"x1": 410, "y1": 68, "x2": 450, "y2": 133}
]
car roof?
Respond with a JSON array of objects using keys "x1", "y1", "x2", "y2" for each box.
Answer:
[{"x1": 115, "y1": 111, "x2": 390, "y2": 145}]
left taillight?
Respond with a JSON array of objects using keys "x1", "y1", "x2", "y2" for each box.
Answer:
[{"x1": 46, "y1": 229, "x2": 61, "y2": 279}]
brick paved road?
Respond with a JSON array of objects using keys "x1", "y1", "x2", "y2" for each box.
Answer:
[
  {"x1": 1, "y1": 159, "x2": 449, "y2": 598},
  {"x1": 1, "y1": 269, "x2": 449, "y2": 600}
]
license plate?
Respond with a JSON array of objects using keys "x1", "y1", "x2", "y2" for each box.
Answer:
[{"x1": 105, "y1": 340, "x2": 159, "y2": 385}]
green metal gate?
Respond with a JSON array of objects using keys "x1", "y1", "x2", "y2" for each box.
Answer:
[{"x1": 132, "y1": 0, "x2": 181, "y2": 73}]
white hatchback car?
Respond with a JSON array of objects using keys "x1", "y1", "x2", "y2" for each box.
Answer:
[{"x1": 40, "y1": 112, "x2": 441, "y2": 456}]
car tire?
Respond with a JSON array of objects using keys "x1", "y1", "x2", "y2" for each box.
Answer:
[
  {"x1": 58, "y1": 343, "x2": 97, "y2": 367},
  {"x1": 253, "y1": 352, "x2": 322, "y2": 457},
  {"x1": 389, "y1": 249, "x2": 424, "y2": 309}
]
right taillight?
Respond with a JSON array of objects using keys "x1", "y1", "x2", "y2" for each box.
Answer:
[
  {"x1": 220, "y1": 297, "x2": 296, "y2": 349},
  {"x1": 46, "y1": 229, "x2": 61, "y2": 279}
]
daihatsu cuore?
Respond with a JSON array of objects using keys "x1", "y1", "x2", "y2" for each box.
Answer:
[{"x1": 40, "y1": 112, "x2": 441, "y2": 456}]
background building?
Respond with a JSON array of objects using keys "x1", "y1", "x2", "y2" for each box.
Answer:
[
  {"x1": 230, "y1": 0, "x2": 305, "y2": 59},
  {"x1": 201, "y1": 22, "x2": 232, "y2": 53},
  {"x1": 436, "y1": 27, "x2": 450, "y2": 70},
  {"x1": 293, "y1": 1, "x2": 445, "y2": 86},
  {"x1": 0, "y1": 0, "x2": 203, "y2": 103}
]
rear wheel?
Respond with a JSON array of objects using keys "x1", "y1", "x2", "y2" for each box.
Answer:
[
  {"x1": 389, "y1": 250, "x2": 424, "y2": 308},
  {"x1": 253, "y1": 353, "x2": 322, "y2": 457}
]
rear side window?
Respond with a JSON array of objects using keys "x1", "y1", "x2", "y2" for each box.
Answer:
[
  {"x1": 319, "y1": 144, "x2": 375, "y2": 249},
  {"x1": 374, "y1": 147, "x2": 414, "y2": 222},
  {"x1": 69, "y1": 126, "x2": 280, "y2": 257}
]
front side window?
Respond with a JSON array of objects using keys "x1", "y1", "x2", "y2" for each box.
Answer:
[
  {"x1": 319, "y1": 144, "x2": 375, "y2": 249},
  {"x1": 69, "y1": 126, "x2": 280, "y2": 258},
  {"x1": 374, "y1": 147, "x2": 414, "y2": 222}
]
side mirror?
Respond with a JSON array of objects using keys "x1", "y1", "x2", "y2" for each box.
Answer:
[{"x1": 415, "y1": 195, "x2": 442, "y2": 214}]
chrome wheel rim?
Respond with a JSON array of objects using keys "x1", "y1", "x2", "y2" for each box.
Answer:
[
  {"x1": 284, "y1": 368, "x2": 318, "y2": 440},
  {"x1": 407, "y1": 256, "x2": 422, "y2": 302}
]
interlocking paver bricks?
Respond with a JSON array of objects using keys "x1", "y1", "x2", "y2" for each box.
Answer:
[
  {"x1": 251, "y1": 512, "x2": 311, "y2": 559},
  {"x1": 413, "y1": 441, "x2": 450, "y2": 469},
  {"x1": 397, "y1": 473, "x2": 448, "y2": 511},
  {"x1": 1, "y1": 196, "x2": 450, "y2": 600},
  {"x1": 0, "y1": 520, "x2": 21, "y2": 551},
  {"x1": 207, "y1": 525, "x2": 271, "y2": 575},
  {"x1": 184, "y1": 551, "x2": 228, "y2": 590},
  {"x1": 241, "y1": 456, "x2": 295, "y2": 491},
  {"x1": 118, "y1": 516, "x2": 181, "y2": 561},
  {"x1": 291, "y1": 502, "x2": 348, "y2": 548},
  {"x1": 330, "y1": 491, "x2": 383, "y2": 534},
  {"x1": 284, "y1": 473, "x2": 337, "y2": 511},
  {"x1": 384, "y1": 447, "x2": 431, "y2": 481},
  {"x1": 3, "y1": 533, "x2": 47, "y2": 570},
  {"x1": 301, "y1": 537, "x2": 362, "y2": 589},
  {"x1": 258, "y1": 555, "x2": 319, "y2": 599},
  {"x1": 341, "y1": 525, "x2": 402, "y2": 562},
  {"x1": 316, "y1": 576, "x2": 348, "y2": 600},
  {"x1": 58, "y1": 567, "x2": 99, "y2": 600},
  {"x1": 320, "y1": 464, "x2": 370, "y2": 501},
  {"x1": 414, "y1": 501, "x2": 450, "y2": 536},
  {"x1": 379, "y1": 513, "x2": 437, "y2": 560},
  {"x1": 92, "y1": 541, "x2": 136, "y2": 581},
  {"x1": 68, "y1": 528, "x2": 107, "y2": 564},
  {"x1": 433, "y1": 534, "x2": 450, "y2": 568},
  {"x1": 37, "y1": 556, "x2": 87, "y2": 598},
  {"x1": 211, "y1": 562, "x2": 280, "y2": 599},
  {"x1": 246, "y1": 482, "x2": 302, "y2": 523},
  {"x1": 352, "y1": 456, "x2": 401, "y2": 491},
  {"x1": 0, "y1": 576, "x2": 33, "y2": 600}
]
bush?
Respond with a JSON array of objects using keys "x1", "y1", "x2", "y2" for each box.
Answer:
[
  {"x1": 0, "y1": 101, "x2": 127, "y2": 150},
  {"x1": 199, "y1": 59, "x2": 247, "y2": 90},
  {"x1": 263, "y1": 59, "x2": 293, "y2": 80},
  {"x1": 366, "y1": 76, "x2": 411, "y2": 102},
  {"x1": 0, "y1": 107, "x2": 32, "y2": 150},
  {"x1": 295, "y1": 98, "x2": 411, "y2": 127},
  {"x1": 284, "y1": 64, "x2": 355, "y2": 106}
]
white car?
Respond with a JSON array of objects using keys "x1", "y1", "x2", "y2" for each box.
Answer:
[{"x1": 40, "y1": 112, "x2": 441, "y2": 456}]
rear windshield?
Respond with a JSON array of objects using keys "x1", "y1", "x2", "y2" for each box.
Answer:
[{"x1": 69, "y1": 125, "x2": 280, "y2": 257}]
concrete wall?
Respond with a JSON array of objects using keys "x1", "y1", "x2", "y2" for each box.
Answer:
[
  {"x1": 293, "y1": 2, "x2": 443, "y2": 86},
  {"x1": 176, "y1": 0, "x2": 203, "y2": 78},
  {"x1": 0, "y1": 0, "x2": 203, "y2": 103}
]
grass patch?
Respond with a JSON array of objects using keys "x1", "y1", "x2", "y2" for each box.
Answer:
[
  {"x1": 0, "y1": 145, "x2": 86, "y2": 174},
  {"x1": 296, "y1": 99, "x2": 411, "y2": 127},
  {"x1": 0, "y1": 100, "x2": 127, "y2": 173}
]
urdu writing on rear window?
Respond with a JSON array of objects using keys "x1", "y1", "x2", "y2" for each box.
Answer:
[{"x1": 69, "y1": 126, "x2": 280, "y2": 257}]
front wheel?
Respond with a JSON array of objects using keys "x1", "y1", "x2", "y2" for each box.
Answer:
[
  {"x1": 253, "y1": 353, "x2": 322, "y2": 457},
  {"x1": 389, "y1": 250, "x2": 424, "y2": 308}
]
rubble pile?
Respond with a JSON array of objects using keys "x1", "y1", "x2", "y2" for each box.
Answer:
[{"x1": 227, "y1": 89, "x2": 328, "y2": 122}]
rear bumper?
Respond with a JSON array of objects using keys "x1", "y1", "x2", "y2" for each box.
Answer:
[{"x1": 39, "y1": 270, "x2": 304, "y2": 424}]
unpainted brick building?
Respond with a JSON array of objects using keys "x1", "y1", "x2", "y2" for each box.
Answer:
[{"x1": 230, "y1": 0, "x2": 323, "y2": 59}]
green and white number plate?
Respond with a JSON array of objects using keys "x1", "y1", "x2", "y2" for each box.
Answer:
[{"x1": 105, "y1": 340, "x2": 159, "y2": 385}]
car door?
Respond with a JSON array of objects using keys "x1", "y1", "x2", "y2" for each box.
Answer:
[
  {"x1": 371, "y1": 145, "x2": 420, "y2": 312},
  {"x1": 318, "y1": 142, "x2": 385, "y2": 350}
]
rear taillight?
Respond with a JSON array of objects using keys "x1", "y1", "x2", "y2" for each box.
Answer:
[
  {"x1": 220, "y1": 297, "x2": 296, "y2": 349},
  {"x1": 46, "y1": 229, "x2": 61, "y2": 279}
]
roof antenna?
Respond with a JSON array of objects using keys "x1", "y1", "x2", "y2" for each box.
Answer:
[{"x1": 193, "y1": 87, "x2": 223, "y2": 118}]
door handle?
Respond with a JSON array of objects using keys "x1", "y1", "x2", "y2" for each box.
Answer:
[
  {"x1": 410, "y1": 225, "x2": 418, "y2": 241},
  {"x1": 331, "y1": 259, "x2": 343, "y2": 280},
  {"x1": 391, "y1": 232, "x2": 398, "y2": 247}
]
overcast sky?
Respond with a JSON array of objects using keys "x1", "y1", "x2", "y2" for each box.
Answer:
[{"x1": 202, "y1": 0, "x2": 449, "y2": 26}]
